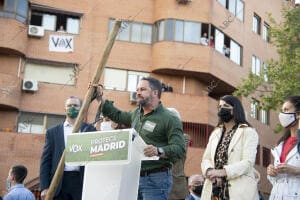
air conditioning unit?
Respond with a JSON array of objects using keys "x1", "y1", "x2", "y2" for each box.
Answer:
[
  {"x1": 176, "y1": 0, "x2": 192, "y2": 4},
  {"x1": 28, "y1": 25, "x2": 45, "y2": 37},
  {"x1": 130, "y1": 91, "x2": 137, "y2": 103},
  {"x1": 22, "y1": 79, "x2": 38, "y2": 92}
]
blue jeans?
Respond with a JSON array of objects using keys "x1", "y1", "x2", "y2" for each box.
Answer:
[{"x1": 137, "y1": 170, "x2": 173, "y2": 200}]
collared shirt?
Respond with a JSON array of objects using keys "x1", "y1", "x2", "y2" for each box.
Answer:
[
  {"x1": 4, "y1": 184, "x2": 35, "y2": 200},
  {"x1": 63, "y1": 121, "x2": 80, "y2": 172},
  {"x1": 102, "y1": 100, "x2": 186, "y2": 171}
]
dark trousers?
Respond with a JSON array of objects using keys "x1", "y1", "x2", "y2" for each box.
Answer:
[{"x1": 54, "y1": 171, "x2": 83, "y2": 200}]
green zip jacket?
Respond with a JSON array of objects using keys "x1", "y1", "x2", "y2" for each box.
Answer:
[{"x1": 101, "y1": 100, "x2": 186, "y2": 171}]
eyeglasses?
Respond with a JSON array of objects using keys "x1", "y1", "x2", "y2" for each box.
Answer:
[{"x1": 66, "y1": 104, "x2": 80, "y2": 108}]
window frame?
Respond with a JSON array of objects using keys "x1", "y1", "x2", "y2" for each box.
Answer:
[{"x1": 253, "y1": 13, "x2": 261, "y2": 35}]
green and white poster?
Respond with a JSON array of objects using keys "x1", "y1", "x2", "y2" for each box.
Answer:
[{"x1": 65, "y1": 129, "x2": 132, "y2": 166}]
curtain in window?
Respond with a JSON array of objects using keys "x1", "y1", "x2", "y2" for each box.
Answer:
[
  {"x1": 104, "y1": 68, "x2": 127, "y2": 90},
  {"x1": 252, "y1": 17, "x2": 258, "y2": 33},
  {"x1": 228, "y1": 0, "x2": 236, "y2": 15},
  {"x1": 175, "y1": 20, "x2": 184, "y2": 42},
  {"x1": 158, "y1": 20, "x2": 165, "y2": 41},
  {"x1": 42, "y1": 14, "x2": 56, "y2": 31},
  {"x1": 24, "y1": 63, "x2": 75, "y2": 85},
  {"x1": 183, "y1": 21, "x2": 200, "y2": 43},
  {"x1": 252, "y1": 56, "x2": 256, "y2": 74},
  {"x1": 141, "y1": 24, "x2": 152, "y2": 44},
  {"x1": 230, "y1": 40, "x2": 241, "y2": 65},
  {"x1": 255, "y1": 57, "x2": 261, "y2": 75},
  {"x1": 118, "y1": 21, "x2": 130, "y2": 41},
  {"x1": 131, "y1": 23, "x2": 142, "y2": 42},
  {"x1": 236, "y1": 0, "x2": 244, "y2": 21},
  {"x1": 66, "y1": 17, "x2": 79, "y2": 34},
  {"x1": 215, "y1": 29, "x2": 224, "y2": 54}
]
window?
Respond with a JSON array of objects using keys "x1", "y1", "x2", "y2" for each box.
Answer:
[
  {"x1": 18, "y1": 112, "x2": 65, "y2": 134},
  {"x1": 252, "y1": 55, "x2": 261, "y2": 75},
  {"x1": 262, "y1": 147, "x2": 271, "y2": 167},
  {"x1": 103, "y1": 68, "x2": 149, "y2": 91},
  {"x1": 217, "y1": 0, "x2": 244, "y2": 21},
  {"x1": 110, "y1": 19, "x2": 152, "y2": 44},
  {"x1": 230, "y1": 40, "x2": 241, "y2": 65},
  {"x1": 174, "y1": 20, "x2": 184, "y2": 41},
  {"x1": 236, "y1": 0, "x2": 244, "y2": 21},
  {"x1": 253, "y1": 13, "x2": 261, "y2": 34},
  {"x1": 24, "y1": 61, "x2": 77, "y2": 85},
  {"x1": 184, "y1": 21, "x2": 201, "y2": 43},
  {"x1": 213, "y1": 27, "x2": 242, "y2": 65},
  {"x1": 263, "y1": 23, "x2": 270, "y2": 42},
  {"x1": 103, "y1": 68, "x2": 127, "y2": 90},
  {"x1": 154, "y1": 19, "x2": 204, "y2": 44},
  {"x1": 261, "y1": 109, "x2": 269, "y2": 125},
  {"x1": 30, "y1": 10, "x2": 81, "y2": 34},
  {"x1": 263, "y1": 63, "x2": 268, "y2": 82},
  {"x1": 127, "y1": 71, "x2": 149, "y2": 92},
  {"x1": 0, "y1": 0, "x2": 28, "y2": 23},
  {"x1": 251, "y1": 99, "x2": 259, "y2": 120},
  {"x1": 215, "y1": 29, "x2": 224, "y2": 54}
]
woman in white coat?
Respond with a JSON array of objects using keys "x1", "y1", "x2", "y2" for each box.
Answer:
[
  {"x1": 201, "y1": 95, "x2": 259, "y2": 200},
  {"x1": 267, "y1": 95, "x2": 300, "y2": 200}
]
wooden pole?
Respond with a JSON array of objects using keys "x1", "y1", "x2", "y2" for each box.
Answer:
[{"x1": 45, "y1": 19, "x2": 122, "y2": 200}]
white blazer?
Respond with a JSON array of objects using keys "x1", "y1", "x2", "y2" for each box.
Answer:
[
  {"x1": 201, "y1": 124, "x2": 259, "y2": 200},
  {"x1": 268, "y1": 142, "x2": 300, "y2": 200}
]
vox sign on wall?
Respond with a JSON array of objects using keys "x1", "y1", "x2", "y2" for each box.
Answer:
[{"x1": 49, "y1": 35, "x2": 74, "y2": 52}]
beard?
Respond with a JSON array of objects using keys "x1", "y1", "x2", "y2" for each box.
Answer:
[{"x1": 137, "y1": 95, "x2": 152, "y2": 107}]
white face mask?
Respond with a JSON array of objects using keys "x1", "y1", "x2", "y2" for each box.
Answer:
[
  {"x1": 278, "y1": 112, "x2": 297, "y2": 128},
  {"x1": 100, "y1": 121, "x2": 113, "y2": 131}
]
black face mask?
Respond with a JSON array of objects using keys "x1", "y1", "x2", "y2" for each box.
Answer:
[
  {"x1": 192, "y1": 185, "x2": 203, "y2": 197},
  {"x1": 218, "y1": 107, "x2": 233, "y2": 123}
]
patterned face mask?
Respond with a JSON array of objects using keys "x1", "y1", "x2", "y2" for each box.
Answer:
[
  {"x1": 278, "y1": 112, "x2": 297, "y2": 128},
  {"x1": 66, "y1": 107, "x2": 79, "y2": 119}
]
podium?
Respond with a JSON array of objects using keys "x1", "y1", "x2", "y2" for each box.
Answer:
[{"x1": 65, "y1": 129, "x2": 151, "y2": 200}]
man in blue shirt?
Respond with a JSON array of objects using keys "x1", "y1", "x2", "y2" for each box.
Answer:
[{"x1": 4, "y1": 165, "x2": 35, "y2": 200}]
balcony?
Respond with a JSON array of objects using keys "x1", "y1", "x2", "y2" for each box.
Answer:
[
  {"x1": 0, "y1": 74, "x2": 21, "y2": 110},
  {"x1": 0, "y1": 18, "x2": 28, "y2": 56},
  {"x1": 152, "y1": 41, "x2": 237, "y2": 98}
]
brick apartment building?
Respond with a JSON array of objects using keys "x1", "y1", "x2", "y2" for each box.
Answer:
[{"x1": 0, "y1": 0, "x2": 293, "y2": 198}]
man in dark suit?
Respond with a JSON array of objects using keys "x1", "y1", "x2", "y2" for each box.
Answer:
[
  {"x1": 186, "y1": 174, "x2": 204, "y2": 200},
  {"x1": 39, "y1": 96, "x2": 96, "y2": 200}
]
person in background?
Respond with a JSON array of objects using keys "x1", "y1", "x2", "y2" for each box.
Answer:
[
  {"x1": 168, "y1": 108, "x2": 189, "y2": 200},
  {"x1": 267, "y1": 95, "x2": 300, "y2": 200},
  {"x1": 40, "y1": 96, "x2": 97, "y2": 200},
  {"x1": 200, "y1": 33, "x2": 209, "y2": 46},
  {"x1": 4, "y1": 165, "x2": 35, "y2": 200},
  {"x1": 186, "y1": 174, "x2": 205, "y2": 200},
  {"x1": 100, "y1": 117, "x2": 119, "y2": 131},
  {"x1": 201, "y1": 95, "x2": 259, "y2": 200},
  {"x1": 209, "y1": 36, "x2": 215, "y2": 48}
]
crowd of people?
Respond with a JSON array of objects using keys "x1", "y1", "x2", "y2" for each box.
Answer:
[{"x1": 2, "y1": 76, "x2": 299, "y2": 200}]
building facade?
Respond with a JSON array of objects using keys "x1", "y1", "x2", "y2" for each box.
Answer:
[{"x1": 0, "y1": 0, "x2": 291, "y2": 198}]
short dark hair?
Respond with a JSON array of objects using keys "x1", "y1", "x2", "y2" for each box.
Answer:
[
  {"x1": 217, "y1": 95, "x2": 251, "y2": 127},
  {"x1": 277, "y1": 95, "x2": 300, "y2": 145},
  {"x1": 65, "y1": 96, "x2": 82, "y2": 106},
  {"x1": 141, "y1": 77, "x2": 162, "y2": 98},
  {"x1": 11, "y1": 165, "x2": 28, "y2": 184}
]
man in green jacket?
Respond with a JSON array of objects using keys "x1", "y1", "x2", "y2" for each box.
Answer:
[{"x1": 99, "y1": 77, "x2": 186, "y2": 200}]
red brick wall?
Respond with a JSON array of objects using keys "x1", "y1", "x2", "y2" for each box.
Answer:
[{"x1": 0, "y1": 132, "x2": 45, "y2": 194}]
